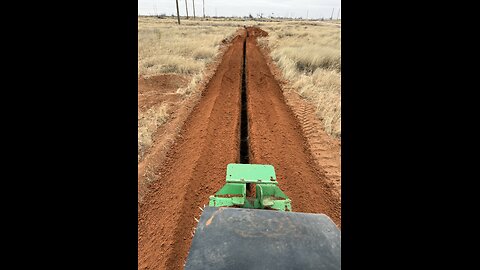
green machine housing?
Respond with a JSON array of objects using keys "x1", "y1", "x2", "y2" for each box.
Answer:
[
  {"x1": 186, "y1": 163, "x2": 341, "y2": 269},
  {"x1": 209, "y1": 163, "x2": 292, "y2": 211}
]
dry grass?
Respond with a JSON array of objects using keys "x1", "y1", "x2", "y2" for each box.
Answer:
[
  {"x1": 138, "y1": 17, "x2": 239, "y2": 79},
  {"x1": 138, "y1": 104, "x2": 169, "y2": 162},
  {"x1": 258, "y1": 21, "x2": 341, "y2": 137}
]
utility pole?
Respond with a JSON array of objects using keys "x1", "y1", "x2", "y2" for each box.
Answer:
[
  {"x1": 193, "y1": 0, "x2": 196, "y2": 19},
  {"x1": 337, "y1": 8, "x2": 340, "y2": 20},
  {"x1": 185, "y1": 0, "x2": 189, "y2": 19},
  {"x1": 203, "y1": 0, "x2": 205, "y2": 19},
  {"x1": 330, "y1": 8, "x2": 334, "y2": 20},
  {"x1": 176, "y1": 0, "x2": 181, "y2": 24}
]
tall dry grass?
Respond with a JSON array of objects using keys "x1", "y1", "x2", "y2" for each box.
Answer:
[
  {"x1": 138, "y1": 17, "x2": 239, "y2": 79},
  {"x1": 258, "y1": 21, "x2": 341, "y2": 137}
]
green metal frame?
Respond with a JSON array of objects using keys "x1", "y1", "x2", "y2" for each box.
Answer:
[{"x1": 209, "y1": 164, "x2": 292, "y2": 211}]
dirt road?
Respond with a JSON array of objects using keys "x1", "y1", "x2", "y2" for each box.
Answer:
[{"x1": 138, "y1": 27, "x2": 340, "y2": 270}]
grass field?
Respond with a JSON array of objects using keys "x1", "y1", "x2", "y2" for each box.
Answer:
[
  {"x1": 258, "y1": 21, "x2": 341, "y2": 137},
  {"x1": 138, "y1": 17, "x2": 239, "y2": 79}
]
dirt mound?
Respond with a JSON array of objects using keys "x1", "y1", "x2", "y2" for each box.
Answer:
[
  {"x1": 258, "y1": 42, "x2": 342, "y2": 202},
  {"x1": 247, "y1": 26, "x2": 268, "y2": 37},
  {"x1": 245, "y1": 27, "x2": 340, "y2": 224}
]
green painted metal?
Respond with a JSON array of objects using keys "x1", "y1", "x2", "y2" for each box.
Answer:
[
  {"x1": 209, "y1": 164, "x2": 292, "y2": 211},
  {"x1": 225, "y1": 164, "x2": 278, "y2": 184}
]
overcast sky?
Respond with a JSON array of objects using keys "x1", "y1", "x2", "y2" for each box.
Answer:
[{"x1": 138, "y1": 0, "x2": 341, "y2": 19}]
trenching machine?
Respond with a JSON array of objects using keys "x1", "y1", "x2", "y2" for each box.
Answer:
[{"x1": 184, "y1": 163, "x2": 341, "y2": 270}]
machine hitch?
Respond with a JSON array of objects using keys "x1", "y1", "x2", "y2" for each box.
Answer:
[{"x1": 209, "y1": 163, "x2": 292, "y2": 211}]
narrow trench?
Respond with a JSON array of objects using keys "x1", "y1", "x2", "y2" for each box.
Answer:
[
  {"x1": 240, "y1": 30, "x2": 256, "y2": 197},
  {"x1": 240, "y1": 31, "x2": 249, "y2": 164}
]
